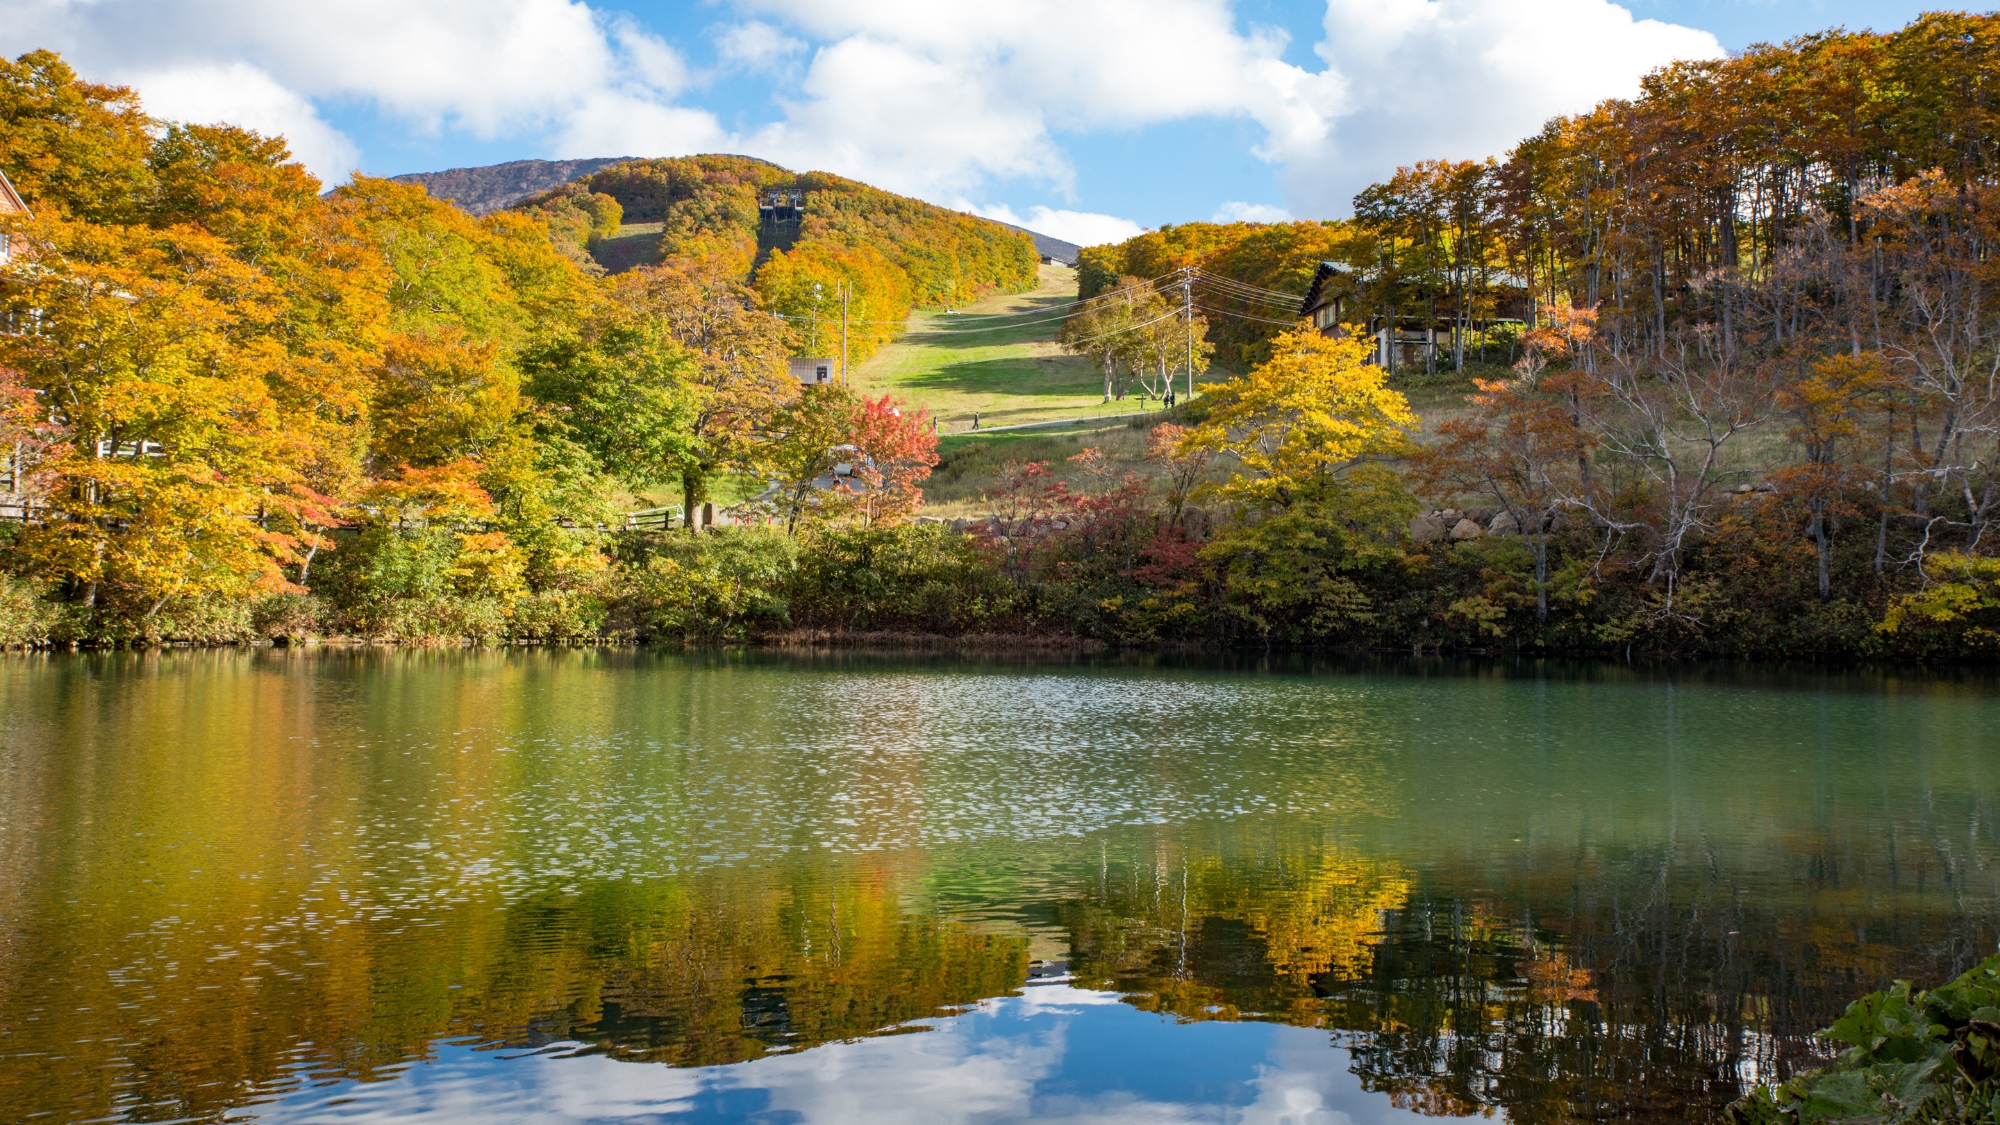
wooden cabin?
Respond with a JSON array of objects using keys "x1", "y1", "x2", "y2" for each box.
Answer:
[
  {"x1": 1299, "y1": 259, "x2": 1536, "y2": 368},
  {"x1": 0, "y1": 169, "x2": 28, "y2": 265},
  {"x1": 1298, "y1": 260, "x2": 1353, "y2": 333},
  {"x1": 789, "y1": 357, "x2": 836, "y2": 386}
]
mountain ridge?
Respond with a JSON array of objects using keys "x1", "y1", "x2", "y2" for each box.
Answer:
[
  {"x1": 389, "y1": 156, "x2": 639, "y2": 216},
  {"x1": 390, "y1": 156, "x2": 1083, "y2": 260}
]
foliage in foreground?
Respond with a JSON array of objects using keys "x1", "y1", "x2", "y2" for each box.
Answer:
[
  {"x1": 0, "y1": 51, "x2": 958, "y2": 647},
  {"x1": 10, "y1": 21, "x2": 2000, "y2": 659},
  {"x1": 1726, "y1": 954, "x2": 2000, "y2": 1125}
]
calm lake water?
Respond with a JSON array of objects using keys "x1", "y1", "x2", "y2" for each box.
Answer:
[{"x1": 1, "y1": 651, "x2": 1997, "y2": 1124}]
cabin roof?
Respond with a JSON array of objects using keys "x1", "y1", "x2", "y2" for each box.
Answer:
[
  {"x1": 0, "y1": 169, "x2": 27, "y2": 216},
  {"x1": 1299, "y1": 260, "x2": 1347, "y2": 316}
]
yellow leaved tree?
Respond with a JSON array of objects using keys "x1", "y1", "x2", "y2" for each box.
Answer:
[
  {"x1": 1185, "y1": 328, "x2": 1415, "y2": 508},
  {"x1": 1184, "y1": 328, "x2": 1419, "y2": 645},
  {"x1": 0, "y1": 218, "x2": 323, "y2": 635}
]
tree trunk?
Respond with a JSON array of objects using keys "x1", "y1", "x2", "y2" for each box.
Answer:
[
  {"x1": 1810, "y1": 498, "x2": 1830, "y2": 598},
  {"x1": 1532, "y1": 531, "x2": 1548, "y2": 622}
]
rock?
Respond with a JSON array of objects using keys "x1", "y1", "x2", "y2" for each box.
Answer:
[
  {"x1": 1051, "y1": 519, "x2": 1069, "y2": 530},
  {"x1": 1409, "y1": 514, "x2": 1447, "y2": 543},
  {"x1": 1181, "y1": 507, "x2": 1212, "y2": 540},
  {"x1": 1437, "y1": 508, "x2": 1464, "y2": 526},
  {"x1": 1488, "y1": 510, "x2": 1520, "y2": 535},
  {"x1": 948, "y1": 518, "x2": 968, "y2": 533},
  {"x1": 1450, "y1": 518, "x2": 1484, "y2": 540}
]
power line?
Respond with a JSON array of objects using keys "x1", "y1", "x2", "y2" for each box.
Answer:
[
  {"x1": 764, "y1": 268, "x2": 1308, "y2": 339},
  {"x1": 1189, "y1": 267, "x2": 1308, "y2": 302},
  {"x1": 1051, "y1": 307, "x2": 1184, "y2": 349},
  {"x1": 769, "y1": 272, "x2": 1182, "y2": 331},
  {"x1": 1192, "y1": 284, "x2": 1302, "y2": 310},
  {"x1": 1189, "y1": 272, "x2": 1307, "y2": 306},
  {"x1": 1191, "y1": 273, "x2": 1294, "y2": 297},
  {"x1": 1191, "y1": 286, "x2": 1303, "y2": 312},
  {"x1": 1191, "y1": 302, "x2": 1306, "y2": 327}
]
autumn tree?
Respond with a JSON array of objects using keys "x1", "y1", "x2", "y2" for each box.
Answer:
[
  {"x1": 520, "y1": 313, "x2": 698, "y2": 492},
  {"x1": 372, "y1": 331, "x2": 520, "y2": 468},
  {"x1": 1772, "y1": 354, "x2": 1886, "y2": 597},
  {"x1": 755, "y1": 241, "x2": 911, "y2": 364},
  {"x1": 1185, "y1": 329, "x2": 1415, "y2": 509},
  {"x1": 846, "y1": 394, "x2": 939, "y2": 526},
  {"x1": 766, "y1": 385, "x2": 862, "y2": 535},
  {"x1": 1416, "y1": 366, "x2": 1592, "y2": 622},
  {"x1": 1354, "y1": 159, "x2": 1502, "y2": 373},
  {"x1": 0, "y1": 218, "x2": 322, "y2": 630},
  {"x1": 1145, "y1": 423, "x2": 1212, "y2": 526},
  {"x1": 1186, "y1": 329, "x2": 1418, "y2": 645},
  {"x1": 1058, "y1": 281, "x2": 1139, "y2": 402},
  {"x1": 0, "y1": 50, "x2": 154, "y2": 223},
  {"x1": 612, "y1": 260, "x2": 794, "y2": 528}
]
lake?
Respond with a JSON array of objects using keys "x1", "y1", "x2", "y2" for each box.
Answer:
[{"x1": 1, "y1": 651, "x2": 1995, "y2": 1124}]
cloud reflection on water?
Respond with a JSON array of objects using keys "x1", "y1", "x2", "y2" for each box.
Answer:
[{"x1": 258, "y1": 983, "x2": 1442, "y2": 1125}]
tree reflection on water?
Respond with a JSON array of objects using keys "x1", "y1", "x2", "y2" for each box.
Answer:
[
  {"x1": 2, "y1": 650, "x2": 1996, "y2": 1123},
  {"x1": 1058, "y1": 829, "x2": 1993, "y2": 1123}
]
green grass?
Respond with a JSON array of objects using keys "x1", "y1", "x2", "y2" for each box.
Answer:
[
  {"x1": 853, "y1": 264, "x2": 1226, "y2": 432},
  {"x1": 922, "y1": 420, "x2": 1167, "y2": 513}
]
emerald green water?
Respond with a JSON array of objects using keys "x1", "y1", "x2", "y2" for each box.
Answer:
[{"x1": 0, "y1": 651, "x2": 1995, "y2": 1123}]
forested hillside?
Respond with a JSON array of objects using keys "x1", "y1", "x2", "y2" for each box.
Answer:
[
  {"x1": 0, "y1": 50, "x2": 946, "y2": 646},
  {"x1": 8, "y1": 10, "x2": 2000, "y2": 661},
  {"x1": 517, "y1": 155, "x2": 1039, "y2": 366}
]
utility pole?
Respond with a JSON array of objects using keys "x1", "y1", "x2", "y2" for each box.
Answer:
[
  {"x1": 811, "y1": 282, "x2": 823, "y2": 356},
  {"x1": 1181, "y1": 268, "x2": 1195, "y2": 405},
  {"x1": 841, "y1": 279, "x2": 850, "y2": 384}
]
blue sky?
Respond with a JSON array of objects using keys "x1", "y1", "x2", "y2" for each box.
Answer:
[{"x1": 1, "y1": 0, "x2": 1944, "y2": 245}]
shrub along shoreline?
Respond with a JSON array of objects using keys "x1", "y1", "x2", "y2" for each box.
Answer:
[{"x1": 2, "y1": 500, "x2": 1993, "y2": 662}]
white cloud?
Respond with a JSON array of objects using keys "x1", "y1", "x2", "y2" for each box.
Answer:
[
  {"x1": 1213, "y1": 201, "x2": 1294, "y2": 223},
  {"x1": 127, "y1": 62, "x2": 360, "y2": 183},
  {"x1": 0, "y1": 0, "x2": 1725, "y2": 224},
  {"x1": 972, "y1": 204, "x2": 1146, "y2": 249},
  {"x1": 547, "y1": 92, "x2": 729, "y2": 163},
  {"x1": 720, "y1": 0, "x2": 1347, "y2": 205},
  {"x1": 719, "y1": 0, "x2": 1714, "y2": 220},
  {"x1": 715, "y1": 20, "x2": 807, "y2": 72},
  {"x1": 1282, "y1": 0, "x2": 1724, "y2": 214},
  {"x1": 0, "y1": 0, "x2": 728, "y2": 185}
]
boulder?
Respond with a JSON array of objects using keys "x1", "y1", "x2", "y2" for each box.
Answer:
[
  {"x1": 1409, "y1": 514, "x2": 1447, "y2": 543},
  {"x1": 1488, "y1": 510, "x2": 1520, "y2": 535},
  {"x1": 1450, "y1": 518, "x2": 1484, "y2": 540}
]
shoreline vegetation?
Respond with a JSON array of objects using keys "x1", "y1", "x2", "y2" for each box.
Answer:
[
  {"x1": 5, "y1": 15, "x2": 2000, "y2": 661},
  {"x1": 1726, "y1": 953, "x2": 2000, "y2": 1125}
]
